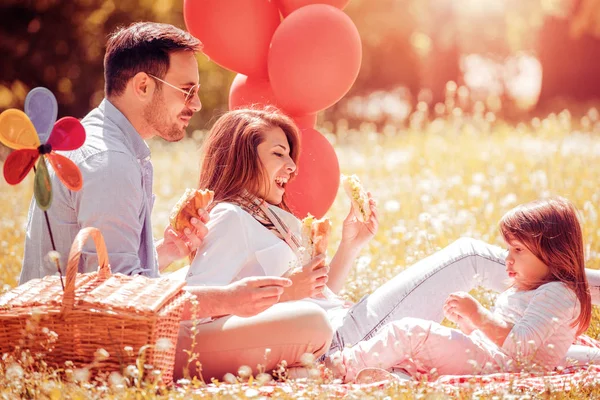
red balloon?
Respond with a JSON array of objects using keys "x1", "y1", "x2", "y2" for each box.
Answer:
[
  {"x1": 286, "y1": 128, "x2": 339, "y2": 219},
  {"x1": 291, "y1": 114, "x2": 317, "y2": 129},
  {"x1": 184, "y1": 0, "x2": 280, "y2": 77},
  {"x1": 268, "y1": 5, "x2": 362, "y2": 115},
  {"x1": 229, "y1": 74, "x2": 279, "y2": 110},
  {"x1": 275, "y1": 0, "x2": 350, "y2": 17}
]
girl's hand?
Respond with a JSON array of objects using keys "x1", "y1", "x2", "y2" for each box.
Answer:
[
  {"x1": 340, "y1": 192, "x2": 379, "y2": 250},
  {"x1": 443, "y1": 300, "x2": 476, "y2": 335},
  {"x1": 280, "y1": 255, "x2": 329, "y2": 302},
  {"x1": 444, "y1": 292, "x2": 483, "y2": 325}
]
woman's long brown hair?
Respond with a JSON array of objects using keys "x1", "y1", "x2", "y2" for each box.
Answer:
[
  {"x1": 198, "y1": 107, "x2": 301, "y2": 211},
  {"x1": 499, "y1": 197, "x2": 591, "y2": 336}
]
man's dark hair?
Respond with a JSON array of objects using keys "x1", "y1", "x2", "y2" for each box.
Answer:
[{"x1": 104, "y1": 22, "x2": 202, "y2": 97}]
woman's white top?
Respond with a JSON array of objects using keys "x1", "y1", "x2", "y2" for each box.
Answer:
[
  {"x1": 473, "y1": 281, "x2": 581, "y2": 370},
  {"x1": 186, "y1": 202, "x2": 345, "y2": 310}
]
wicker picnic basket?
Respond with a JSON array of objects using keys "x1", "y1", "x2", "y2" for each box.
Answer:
[{"x1": 0, "y1": 227, "x2": 192, "y2": 384}]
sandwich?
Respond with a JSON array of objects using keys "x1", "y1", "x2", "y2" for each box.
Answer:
[
  {"x1": 169, "y1": 188, "x2": 214, "y2": 233},
  {"x1": 301, "y1": 214, "x2": 331, "y2": 259},
  {"x1": 341, "y1": 174, "x2": 371, "y2": 222}
]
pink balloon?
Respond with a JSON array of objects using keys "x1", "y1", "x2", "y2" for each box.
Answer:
[
  {"x1": 275, "y1": 0, "x2": 350, "y2": 17},
  {"x1": 228, "y1": 74, "x2": 279, "y2": 110},
  {"x1": 286, "y1": 128, "x2": 339, "y2": 219},
  {"x1": 291, "y1": 114, "x2": 317, "y2": 129},
  {"x1": 184, "y1": 0, "x2": 280, "y2": 77},
  {"x1": 268, "y1": 5, "x2": 362, "y2": 115}
]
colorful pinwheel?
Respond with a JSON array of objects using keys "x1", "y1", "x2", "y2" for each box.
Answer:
[{"x1": 0, "y1": 87, "x2": 85, "y2": 210}]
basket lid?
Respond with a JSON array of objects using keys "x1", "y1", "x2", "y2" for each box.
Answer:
[
  {"x1": 0, "y1": 273, "x2": 186, "y2": 314},
  {"x1": 1, "y1": 228, "x2": 187, "y2": 314}
]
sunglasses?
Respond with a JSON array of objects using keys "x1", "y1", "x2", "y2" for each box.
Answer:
[{"x1": 148, "y1": 74, "x2": 200, "y2": 105}]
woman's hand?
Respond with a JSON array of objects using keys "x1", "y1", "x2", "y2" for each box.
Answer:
[
  {"x1": 340, "y1": 192, "x2": 379, "y2": 250},
  {"x1": 157, "y1": 208, "x2": 209, "y2": 271},
  {"x1": 280, "y1": 254, "x2": 329, "y2": 302}
]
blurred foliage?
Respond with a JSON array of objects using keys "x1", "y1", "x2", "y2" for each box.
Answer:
[
  {"x1": 0, "y1": 0, "x2": 233, "y2": 130},
  {"x1": 0, "y1": 0, "x2": 599, "y2": 140}
]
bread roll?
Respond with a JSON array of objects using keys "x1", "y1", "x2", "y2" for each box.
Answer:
[
  {"x1": 169, "y1": 188, "x2": 214, "y2": 233},
  {"x1": 341, "y1": 174, "x2": 371, "y2": 222}
]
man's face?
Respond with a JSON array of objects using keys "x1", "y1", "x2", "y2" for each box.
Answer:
[{"x1": 144, "y1": 51, "x2": 201, "y2": 142}]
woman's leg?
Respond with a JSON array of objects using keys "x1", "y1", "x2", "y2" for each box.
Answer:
[
  {"x1": 174, "y1": 300, "x2": 333, "y2": 381},
  {"x1": 332, "y1": 238, "x2": 507, "y2": 351}
]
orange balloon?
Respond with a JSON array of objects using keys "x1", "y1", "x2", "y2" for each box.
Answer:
[
  {"x1": 268, "y1": 5, "x2": 362, "y2": 115},
  {"x1": 286, "y1": 128, "x2": 339, "y2": 219},
  {"x1": 275, "y1": 0, "x2": 350, "y2": 17},
  {"x1": 229, "y1": 74, "x2": 280, "y2": 110},
  {"x1": 184, "y1": 0, "x2": 280, "y2": 77}
]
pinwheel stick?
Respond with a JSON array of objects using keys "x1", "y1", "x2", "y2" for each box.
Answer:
[{"x1": 33, "y1": 165, "x2": 65, "y2": 291}]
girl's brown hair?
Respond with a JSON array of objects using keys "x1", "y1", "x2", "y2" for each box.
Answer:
[
  {"x1": 198, "y1": 107, "x2": 300, "y2": 210},
  {"x1": 499, "y1": 197, "x2": 591, "y2": 335}
]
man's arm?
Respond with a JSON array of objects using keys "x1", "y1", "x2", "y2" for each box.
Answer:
[{"x1": 181, "y1": 276, "x2": 291, "y2": 319}]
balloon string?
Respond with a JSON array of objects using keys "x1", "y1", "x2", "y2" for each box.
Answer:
[{"x1": 33, "y1": 165, "x2": 65, "y2": 290}]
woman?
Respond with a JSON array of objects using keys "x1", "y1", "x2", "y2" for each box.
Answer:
[{"x1": 174, "y1": 108, "x2": 600, "y2": 381}]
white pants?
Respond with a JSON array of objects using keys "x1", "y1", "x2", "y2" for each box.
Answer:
[
  {"x1": 330, "y1": 317, "x2": 510, "y2": 382},
  {"x1": 329, "y1": 238, "x2": 600, "y2": 364}
]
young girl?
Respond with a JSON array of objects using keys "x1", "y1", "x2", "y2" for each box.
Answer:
[{"x1": 325, "y1": 197, "x2": 592, "y2": 382}]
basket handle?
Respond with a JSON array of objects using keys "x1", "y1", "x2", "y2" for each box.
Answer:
[{"x1": 63, "y1": 227, "x2": 111, "y2": 310}]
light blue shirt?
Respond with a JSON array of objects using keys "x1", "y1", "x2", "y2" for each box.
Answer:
[{"x1": 20, "y1": 99, "x2": 159, "y2": 284}]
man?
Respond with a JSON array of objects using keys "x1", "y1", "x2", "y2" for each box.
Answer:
[{"x1": 21, "y1": 22, "x2": 205, "y2": 282}]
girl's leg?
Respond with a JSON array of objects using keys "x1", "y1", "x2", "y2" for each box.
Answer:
[
  {"x1": 332, "y1": 238, "x2": 507, "y2": 350},
  {"x1": 332, "y1": 237, "x2": 600, "y2": 352},
  {"x1": 328, "y1": 317, "x2": 500, "y2": 382},
  {"x1": 174, "y1": 301, "x2": 333, "y2": 381}
]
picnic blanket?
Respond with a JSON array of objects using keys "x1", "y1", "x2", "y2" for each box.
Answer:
[{"x1": 184, "y1": 335, "x2": 600, "y2": 397}]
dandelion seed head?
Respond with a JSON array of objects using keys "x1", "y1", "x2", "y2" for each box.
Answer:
[
  {"x1": 73, "y1": 368, "x2": 90, "y2": 383},
  {"x1": 237, "y1": 365, "x2": 253, "y2": 379},
  {"x1": 125, "y1": 365, "x2": 138, "y2": 377},
  {"x1": 109, "y1": 372, "x2": 125, "y2": 387},
  {"x1": 256, "y1": 372, "x2": 273, "y2": 384},
  {"x1": 6, "y1": 363, "x2": 24, "y2": 380},
  {"x1": 94, "y1": 348, "x2": 109, "y2": 361},
  {"x1": 47, "y1": 251, "x2": 60, "y2": 263},
  {"x1": 223, "y1": 373, "x2": 237, "y2": 384},
  {"x1": 156, "y1": 338, "x2": 173, "y2": 351},
  {"x1": 300, "y1": 352, "x2": 315, "y2": 367}
]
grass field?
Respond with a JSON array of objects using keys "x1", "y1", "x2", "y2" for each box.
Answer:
[{"x1": 1, "y1": 107, "x2": 600, "y2": 398}]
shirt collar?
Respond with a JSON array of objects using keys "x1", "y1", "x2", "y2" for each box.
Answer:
[{"x1": 99, "y1": 98, "x2": 151, "y2": 161}]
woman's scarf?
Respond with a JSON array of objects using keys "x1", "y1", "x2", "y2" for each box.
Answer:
[{"x1": 232, "y1": 193, "x2": 302, "y2": 255}]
